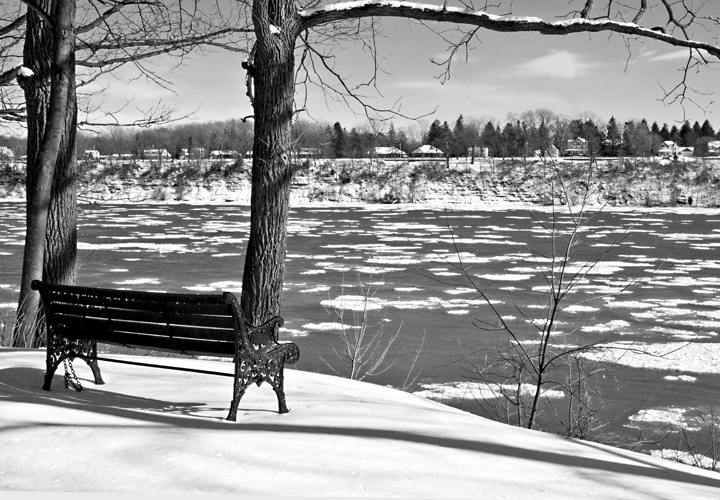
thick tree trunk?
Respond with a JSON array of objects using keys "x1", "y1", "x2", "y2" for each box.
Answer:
[
  {"x1": 240, "y1": 1, "x2": 297, "y2": 325},
  {"x1": 13, "y1": 1, "x2": 77, "y2": 347}
]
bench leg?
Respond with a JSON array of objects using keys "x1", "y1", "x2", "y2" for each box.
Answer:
[
  {"x1": 82, "y1": 341, "x2": 104, "y2": 385},
  {"x1": 226, "y1": 360, "x2": 252, "y2": 421},
  {"x1": 272, "y1": 366, "x2": 290, "y2": 414},
  {"x1": 43, "y1": 333, "x2": 68, "y2": 391}
]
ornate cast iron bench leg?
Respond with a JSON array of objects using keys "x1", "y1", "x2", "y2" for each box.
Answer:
[
  {"x1": 79, "y1": 340, "x2": 105, "y2": 385},
  {"x1": 226, "y1": 359, "x2": 253, "y2": 421},
  {"x1": 43, "y1": 337, "x2": 104, "y2": 391}
]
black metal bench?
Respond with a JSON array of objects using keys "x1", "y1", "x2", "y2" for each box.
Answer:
[{"x1": 32, "y1": 280, "x2": 300, "y2": 421}]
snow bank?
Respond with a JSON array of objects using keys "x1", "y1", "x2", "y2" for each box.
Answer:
[{"x1": 2, "y1": 348, "x2": 720, "y2": 498}]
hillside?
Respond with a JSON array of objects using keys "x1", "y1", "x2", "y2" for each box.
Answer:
[{"x1": 2, "y1": 156, "x2": 720, "y2": 207}]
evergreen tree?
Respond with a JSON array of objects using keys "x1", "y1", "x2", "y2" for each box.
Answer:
[
  {"x1": 452, "y1": 114, "x2": 466, "y2": 157},
  {"x1": 700, "y1": 119, "x2": 715, "y2": 138},
  {"x1": 480, "y1": 122, "x2": 501, "y2": 157},
  {"x1": 502, "y1": 122, "x2": 522, "y2": 157},
  {"x1": 331, "y1": 122, "x2": 346, "y2": 158},
  {"x1": 670, "y1": 125, "x2": 682, "y2": 145},
  {"x1": 604, "y1": 116, "x2": 621, "y2": 156},
  {"x1": 386, "y1": 122, "x2": 398, "y2": 147},
  {"x1": 679, "y1": 121, "x2": 694, "y2": 147},
  {"x1": 659, "y1": 123, "x2": 671, "y2": 141},
  {"x1": 426, "y1": 119, "x2": 444, "y2": 147},
  {"x1": 537, "y1": 120, "x2": 551, "y2": 156},
  {"x1": 348, "y1": 128, "x2": 363, "y2": 158}
]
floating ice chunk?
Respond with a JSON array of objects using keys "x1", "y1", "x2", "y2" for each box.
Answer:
[
  {"x1": 414, "y1": 381, "x2": 564, "y2": 401},
  {"x1": 444, "y1": 288, "x2": 477, "y2": 295},
  {"x1": 113, "y1": 278, "x2": 160, "y2": 285},
  {"x1": 300, "y1": 286, "x2": 331, "y2": 294},
  {"x1": 563, "y1": 304, "x2": 599, "y2": 313},
  {"x1": 664, "y1": 374, "x2": 697, "y2": 382},
  {"x1": 302, "y1": 322, "x2": 355, "y2": 331},
  {"x1": 475, "y1": 274, "x2": 534, "y2": 281}
]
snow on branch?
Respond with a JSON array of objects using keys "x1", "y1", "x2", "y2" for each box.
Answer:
[{"x1": 297, "y1": 1, "x2": 720, "y2": 60}]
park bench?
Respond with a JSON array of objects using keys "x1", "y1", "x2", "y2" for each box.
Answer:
[{"x1": 32, "y1": 280, "x2": 300, "y2": 421}]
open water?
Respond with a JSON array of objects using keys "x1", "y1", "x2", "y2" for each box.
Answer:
[{"x1": 2, "y1": 201, "x2": 719, "y2": 453}]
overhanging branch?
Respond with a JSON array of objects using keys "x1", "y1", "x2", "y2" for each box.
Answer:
[{"x1": 298, "y1": 1, "x2": 720, "y2": 60}]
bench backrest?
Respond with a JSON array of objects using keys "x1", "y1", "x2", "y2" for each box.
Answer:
[{"x1": 32, "y1": 280, "x2": 239, "y2": 356}]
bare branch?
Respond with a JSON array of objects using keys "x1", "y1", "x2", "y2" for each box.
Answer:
[{"x1": 298, "y1": 2, "x2": 720, "y2": 60}]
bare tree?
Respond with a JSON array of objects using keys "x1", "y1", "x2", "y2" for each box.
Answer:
[
  {"x1": 4, "y1": 1, "x2": 248, "y2": 346},
  {"x1": 237, "y1": 0, "x2": 720, "y2": 330}
]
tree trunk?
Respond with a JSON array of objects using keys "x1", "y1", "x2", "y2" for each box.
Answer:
[
  {"x1": 13, "y1": 1, "x2": 77, "y2": 348},
  {"x1": 240, "y1": 1, "x2": 297, "y2": 325}
]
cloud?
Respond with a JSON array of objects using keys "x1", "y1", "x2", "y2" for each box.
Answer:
[
  {"x1": 648, "y1": 49, "x2": 693, "y2": 62},
  {"x1": 507, "y1": 50, "x2": 600, "y2": 79}
]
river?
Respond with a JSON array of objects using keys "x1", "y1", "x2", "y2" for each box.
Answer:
[{"x1": 2, "y1": 201, "x2": 719, "y2": 455}]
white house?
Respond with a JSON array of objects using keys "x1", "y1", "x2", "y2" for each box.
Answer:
[
  {"x1": 676, "y1": 146, "x2": 694, "y2": 158},
  {"x1": 411, "y1": 145, "x2": 444, "y2": 158},
  {"x1": 372, "y1": 146, "x2": 407, "y2": 158},
  {"x1": 143, "y1": 149, "x2": 171, "y2": 160},
  {"x1": 708, "y1": 140, "x2": 720, "y2": 156},
  {"x1": 210, "y1": 150, "x2": 239, "y2": 160},
  {"x1": 296, "y1": 148, "x2": 321, "y2": 159},
  {"x1": 0, "y1": 146, "x2": 14, "y2": 160},
  {"x1": 565, "y1": 138, "x2": 588, "y2": 156},
  {"x1": 658, "y1": 141, "x2": 677, "y2": 158}
]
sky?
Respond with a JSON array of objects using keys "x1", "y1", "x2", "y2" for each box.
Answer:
[{"x1": 78, "y1": 1, "x2": 720, "y2": 134}]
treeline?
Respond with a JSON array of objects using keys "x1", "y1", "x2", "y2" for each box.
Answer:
[
  {"x1": 297, "y1": 111, "x2": 720, "y2": 159},
  {"x1": 2, "y1": 109, "x2": 719, "y2": 159}
]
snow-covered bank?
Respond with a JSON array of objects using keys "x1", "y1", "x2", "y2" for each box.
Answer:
[
  {"x1": 3, "y1": 157, "x2": 720, "y2": 207},
  {"x1": 2, "y1": 348, "x2": 720, "y2": 498}
]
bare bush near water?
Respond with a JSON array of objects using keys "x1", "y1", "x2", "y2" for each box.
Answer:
[
  {"x1": 321, "y1": 277, "x2": 423, "y2": 388},
  {"x1": 446, "y1": 157, "x2": 637, "y2": 434}
]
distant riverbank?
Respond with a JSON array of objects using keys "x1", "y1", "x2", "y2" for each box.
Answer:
[{"x1": 2, "y1": 156, "x2": 719, "y2": 207}]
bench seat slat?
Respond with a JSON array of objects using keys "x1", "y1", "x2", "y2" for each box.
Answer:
[
  {"x1": 60, "y1": 325, "x2": 235, "y2": 356},
  {"x1": 46, "y1": 293, "x2": 232, "y2": 315},
  {"x1": 52, "y1": 314, "x2": 235, "y2": 341},
  {"x1": 43, "y1": 283, "x2": 228, "y2": 304},
  {"x1": 49, "y1": 303, "x2": 236, "y2": 329}
]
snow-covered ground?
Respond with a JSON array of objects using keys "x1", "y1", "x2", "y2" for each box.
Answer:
[{"x1": 2, "y1": 348, "x2": 720, "y2": 498}]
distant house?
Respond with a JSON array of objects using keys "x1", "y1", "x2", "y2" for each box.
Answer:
[
  {"x1": 143, "y1": 149, "x2": 171, "y2": 160},
  {"x1": 411, "y1": 145, "x2": 444, "y2": 158},
  {"x1": 708, "y1": 140, "x2": 720, "y2": 156},
  {"x1": 677, "y1": 146, "x2": 695, "y2": 158},
  {"x1": 371, "y1": 146, "x2": 407, "y2": 158},
  {"x1": 296, "y1": 147, "x2": 321, "y2": 159},
  {"x1": 535, "y1": 145, "x2": 560, "y2": 158},
  {"x1": 0, "y1": 146, "x2": 15, "y2": 161},
  {"x1": 658, "y1": 141, "x2": 677, "y2": 158},
  {"x1": 565, "y1": 138, "x2": 588, "y2": 156},
  {"x1": 210, "y1": 150, "x2": 239, "y2": 160},
  {"x1": 83, "y1": 150, "x2": 101, "y2": 160}
]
